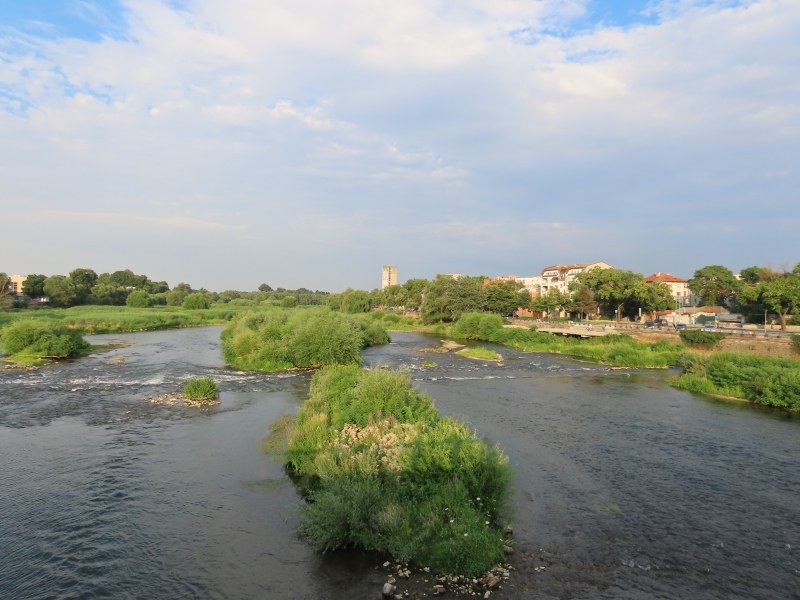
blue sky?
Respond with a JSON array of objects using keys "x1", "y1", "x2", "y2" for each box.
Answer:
[{"x1": 1, "y1": 0, "x2": 797, "y2": 292}]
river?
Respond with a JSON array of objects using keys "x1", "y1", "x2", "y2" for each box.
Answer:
[{"x1": 0, "y1": 327, "x2": 797, "y2": 599}]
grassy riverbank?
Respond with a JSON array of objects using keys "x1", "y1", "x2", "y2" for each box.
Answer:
[
  {"x1": 284, "y1": 365, "x2": 512, "y2": 576},
  {"x1": 0, "y1": 305, "x2": 243, "y2": 334},
  {"x1": 449, "y1": 312, "x2": 800, "y2": 410}
]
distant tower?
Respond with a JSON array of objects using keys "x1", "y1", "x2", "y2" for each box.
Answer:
[{"x1": 381, "y1": 265, "x2": 398, "y2": 289}]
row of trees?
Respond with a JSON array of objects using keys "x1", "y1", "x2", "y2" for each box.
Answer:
[
  {"x1": 689, "y1": 264, "x2": 800, "y2": 329},
  {"x1": 1, "y1": 268, "x2": 330, "y2": 310}
]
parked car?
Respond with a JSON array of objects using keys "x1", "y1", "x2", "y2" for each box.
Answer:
[
  {"x1": 644, "y1": 320, "x2": 655, "y2": 328},
  {"x1": 676, "y1": 323, "x2": 688, "y2": 330},
  {"x1": 703, "y1": 323, "x2": 717, "y2": 331}
]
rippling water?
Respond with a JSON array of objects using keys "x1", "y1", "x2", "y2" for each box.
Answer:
[{"x1": 1, "y1": 328, "x2": 798, "y2": 599}]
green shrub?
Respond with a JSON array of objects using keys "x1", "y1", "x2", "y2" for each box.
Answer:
[
  {"x1": 182, "y1": 376, "x2": 220, "y2": 400},
  {"x1": 791, "y1": 335, "x2": 800, "y2": 355},
  {"x1": 221, "y1": 307, "x2": 389, "y2": 372},
  {"x1": 182, "y1": 293, "x2": 210, "y2": 310},
  {"x1": 286, "y1": 366, "x2": 511, "y2": 576},
  {"x1": 679, "y1": 329, "x2": 727, "y2": 349},
  {"x1": 125, "y1": 290, "x2": 151, "y2": 308},
  {"x1": 451, "y1": 312, "x2": 505, "y2": 342},
  {"x1": 0, "y1": 320, "x2": 89, "y2": 358}
]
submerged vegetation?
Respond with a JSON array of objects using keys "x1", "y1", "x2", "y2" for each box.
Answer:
[
  {"x1": 221, "y1": 307, "x2": 389, "y2": 371},
  {"x1": 285, "y1": 366, "x2": 512, "y2": 576}
]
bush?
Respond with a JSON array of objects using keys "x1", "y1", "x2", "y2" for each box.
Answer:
[
  {"x1": 451, "y1": 312, "x2": 505, "y2": 342},
  {"x1": 182, "y1": 376, "x2": 220, "y2": 400},
  {"x1": 791, "y1": 335, "x2": 800, "y2": 355},
  {"x1": 679, "y1": 329, "x2": 727, "y2": 349},
  {"x1": 0, "y1": 320, "x2": 89, "y2": 358},
  {"x1": 182, "y1": 293, "x2": 210, "y2": 310},
  {"x1": 125, "y1": 290, "x2": 151, "y2": 308},
  {"x1": 286, "y1": 366, "x2": 511, "y2": 576},
  {"x1": 221, "y1": 307, "x2": 389, "y2": 372}
]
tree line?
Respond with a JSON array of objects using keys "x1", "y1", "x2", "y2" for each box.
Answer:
[{"x1": 0, "y1": 268, "x2": 329, "y2": 309}]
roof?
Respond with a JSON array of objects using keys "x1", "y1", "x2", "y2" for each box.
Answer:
[
  {"x1": 645, "y1": 272, "x2": 688, "y2": 283},
  {"x1": 540, "y1": 262, "x2": 611, "y2": 276}
]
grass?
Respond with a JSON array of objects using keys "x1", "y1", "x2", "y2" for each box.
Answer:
[
  {"x1": 182, "y1": 376, "x2": 220, "y2": 401},
  {"x1": 220, "y1": 307, "x2": 389, "y2": 372},
  {"x1": 0, "y1": 320, "x2": 91, "y2": 365},
  {"x1": 0, "y1": 304, "x2": 244, "y2": 334},
  {"x1": 456, "y1": 346, "x2": 503, "y2": 361},
  {"x1": 285, "y1": 365, "x2": 512, "y2": 576}
]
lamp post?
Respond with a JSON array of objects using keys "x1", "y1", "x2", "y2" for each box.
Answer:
[{"x1": 765, "y1": 309, "x2": 768, "y2": 336}]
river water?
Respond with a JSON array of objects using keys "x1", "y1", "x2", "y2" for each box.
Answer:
[{"x1": 0, "y1": 328, "x2": 797, "y2": 599}]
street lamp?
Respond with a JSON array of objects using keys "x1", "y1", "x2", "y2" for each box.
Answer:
[{"x1": 765, "y1": 309, "x2": 768, "y2": 336}]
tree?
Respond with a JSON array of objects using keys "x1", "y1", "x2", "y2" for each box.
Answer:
[
  {"x1": 43, "y1": 275, "x2": 78, "y2": 307},
  {"x1": 0, "y1": 273, "x2": 12, "y2": 308},
  {"x1": 22, "y1": 274, "x2": 47, "y2": 298},
  {"x1": 739, "y1": 266, "x2": 778, "y2": 285},
  {"x1": 167, "y1": 282, "x2": 193, "y2": 306},
  {"x1": 420, "y1": 276, "x2": 487, "y2": 324},
  {"x1": 69, "y1": 268, "x2": 98, "y2": 303},
  {"x1": 640, "y1": 281, "x2": 676, "y2": 313},
  {"x1": 757, "y1": 274, "x2": 800, "y2": 330},
  {"x1": 126, "y1": 290, "x2": 151, "y2": 308},
  {"x1": 341, "y1": 289, "x2": 371, "y2": 313},
  {"x1": 688, "y1": 265, "x2": 742, "y2": 306},
  {"x1": 570, "y1": 284, "x2": 597, "y2": 320},
  {"x1": 403, "y1": 278, "x2": 429, "y2": 310},
  {"x1": 531, "y1": 289, "x2": 570, "y2": 319},
  {"x1": 258, "y1": 283, "x2": 273, "y2": 292},
  {"x1": 484, "y1": 281, "x2": 529, "y2": 315},
  {"x1": 577, "y1": 268, "x2": 649, "y2": 321},
  {"x1": 182, "y1": 293, "x2": 210, "y2": 310}
]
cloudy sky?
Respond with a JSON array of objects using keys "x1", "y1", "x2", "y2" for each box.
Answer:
[{"x1": 1, "y1": 0, "x2": 797, "y2": 292}]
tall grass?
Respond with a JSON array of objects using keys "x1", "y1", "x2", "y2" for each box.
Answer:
[
  {"x1": 0, "y1": 320, "x2": 90, "y2": 363},
  {"x1": 285, "y1": 366, "x2": 512, "y2": 576},
  {"x1": 0, "y1": 305, "x2": 243, "y2": 334},
  {"x1": 220, "y1": 307, "x2": 389, "y2": 371},
  {"x1": 182, "y1": 376, "x2": 220, "y2": 401},
  {"x1": 673, "y1": 352, "x2": 800, "y2": 409}
]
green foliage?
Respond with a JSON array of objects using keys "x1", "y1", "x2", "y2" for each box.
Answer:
[
  {"x1": 182, "y1": 376, "x2": 220, "y2": 400},
  {"x1": 420, "y1": 276, "x2": 487, "y2": 324},
  {"x1": 0, "y1": 320, "x2": 89, "y2": 358},
  {"x1": 340, "y1": 289, "x2": 371, "y2": 313},
  {"x1": 451, "y1": 312, "x2": 505, "y2": 342},
  {"x1": 791, "y1": 335, "x2": 800, "y2": 354},
  {"x1": 286, "y1": 366, "x2": 511, "y2": 576},
  {"x1": 688, "y1": 265, "x2": 742, "y2": 306},
  {"x1": 44, "y1": 275, "x2": 78, "y2": 307},
  {"x1": 675, "y1": 352, "x2": 800, "y2": 409},
  {"x1": 125, "y1": 290, "x2": 151, "y2": 308},
  {"x1": 182, "y1": 293, "x2": 210, "y2": 310},
  {"x1": 679, "y1": 329, "x2": 727, "y2": 349},
  {"x1": 456, "y1": 346, "x2": 502, "y2": 361},
  {"x1": 221, "y1": 307, "x2": 388, "y2": 371},
  {"x1": 22, "y1": 274, "x2": 47, "y2": 298}
]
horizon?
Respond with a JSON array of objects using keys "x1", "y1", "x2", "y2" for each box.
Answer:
[{"x1": 2, "y1": 1, "x2": 798, "y2": 291}]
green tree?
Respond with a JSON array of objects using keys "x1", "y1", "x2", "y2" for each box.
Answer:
[
  {"x1": 0, "y1": 273, "x2": 12, "y2": 308},
  {"x1": 570, "y1": 283, "x2": 597, "y2": 320},
  {"x1": 167, "y1": 282, "x2": 193, "y2": 306},
  {"x1": 402, "y1": 278, "x2": 429, "y2": 309},
  {"x1": 640, "y1": 281, "x2": 676, "y2": 313},
  {"x1": 43, "y1": 275, "x2": 78, "y2": 307},
  {"x1": 485, "y1": 280, "x2": 528, "y2": 315},
  {"x1": 578, "y1": 268, "x2": 648, "y2": 322},
  {"x1": 126, "y1": 289, "x2": 151, "y2": 308},
  {"x1": 688, "y1": 265, "x2": 742, "y2": 306},
  {"x1": 531, "y1": 289, "x2": 570, "y2": 319},
  {"x1": 739, "y1": 266, "x2": 778, "y2": 285},
  {"x1": 22, "y1": 274, "x2": 47, "y2": 298},
  {"x1": 258, "y1": 283, "x2": 273, "y2": 292},
  {"x1": 757, "y1": 274, "x2": 800, "y2": 330},
  {"x1": 341, "y1": 289, "x2": 371, "y2": 313},
  {"x1": 420, "y1": 276, "x2": 487, "y2": 324},
  {"x1": 182, "y1": 293, "x2": 210, "y2": 310},
  {"x1": 69, "y1": 268, "x2": 98, "y2": 303}
]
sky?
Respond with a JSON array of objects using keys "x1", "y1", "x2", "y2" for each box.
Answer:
[{"x1": 1, "y1": 0, "x2": 798, "y2": 292}]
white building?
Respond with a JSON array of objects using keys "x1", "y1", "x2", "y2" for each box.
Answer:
[
  {"x1": 645, "y1": 272, "x2": 698, "y2": 307},
  {"x1": 381, "y1": 265, "x2": 398, "y2": 289}
]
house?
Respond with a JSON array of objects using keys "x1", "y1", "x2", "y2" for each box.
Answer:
[
  {"x1": 644, "y1": 272, "x2": 698, "y2": 308},
  {"x1": 538, "y1": 262, "x2": 613, "y2": 296}
]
